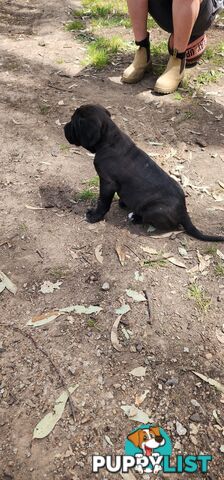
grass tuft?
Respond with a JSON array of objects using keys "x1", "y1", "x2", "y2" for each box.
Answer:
[
  {"x1": 214, "y1": 263, "x2": 224, "y2": 277},
  {"x1": 188, "y1": 283, "x2": 211, "y2": 313},
  {"x1": 84, "y1": 36, "x2": 126, "y2": 68},
  {"x1": 66, "y1": 19, "x2": 84, "y2": 31}
]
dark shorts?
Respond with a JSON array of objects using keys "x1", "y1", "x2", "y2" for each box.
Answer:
[{"x1": 148, "y1": 0, "x2": 218, "y2": 40}]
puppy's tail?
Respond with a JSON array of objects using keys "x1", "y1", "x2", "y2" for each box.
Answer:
[{"x1": 181, "y1": 211, "x2": 224, "y2": 242}]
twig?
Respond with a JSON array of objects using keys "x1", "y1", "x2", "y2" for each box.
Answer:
[
  {"x1": 143, "y1": 290, "x2": 152, "y2": 325},
  {"x1": 0, "y1": 323, "x2": 76, "y2": 421},
  {"x1": 47, "y1": 83, "x2": 73, "y2": 93},
  {"x1": 124, "y1": 244, "x2": 141, "y2": 260},
  {"x1": 0, "y1": 234, "x2": 18, "y2": 247}
]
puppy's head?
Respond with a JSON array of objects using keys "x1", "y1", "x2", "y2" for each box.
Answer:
[{"x1": 64, "y1": 104, "x2": 111, "y2": 153}]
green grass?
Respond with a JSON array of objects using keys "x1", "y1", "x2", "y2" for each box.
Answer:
[
  {"x1": 77, "y1": 189, "x2": 98, "y2": 201},
  {"x1": 214, "y1": 263, "x2": 224, "y2": 277},
  {"x1": 143, "y1": 258, "x2": 167, "y2": 268},
  {"x1": 204, "y1": 245, "x2": 217, "y2": 256},
  {"x1": 82, "y1": 176, "x2": 100, "y2": 187},
  {"x1": 60, "y1": 143, "x2": 70, "y2": 152},
  {"x1": 39, "y1": 104, "x2": 50, "y2": 115},
  {"x1": 188, "y1": 283, "x2": 211, "y2": 313},
  {"x1": 151, "y1": 41, "x2": 167, "y2": 57},
  {"x1": 194, "y1": 70, "x2": 222, "y2": 86},
  {"x1": 84, "y1": 36, "x2": 126, "y2": 68},
  {"x1": 66, "y1": 19, "x2": 84, "y2": 31}
]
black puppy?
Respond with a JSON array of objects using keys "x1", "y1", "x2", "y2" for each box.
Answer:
[{"x1": 64, "y1": 104, "x2": 224, "y2": 242}]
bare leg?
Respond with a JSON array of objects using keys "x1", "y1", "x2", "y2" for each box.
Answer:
[
  {"x1": 126, "y1": 0, "x2": 148, "y2": 41},
  {"x1": 173, "y1": 0, "x2": 201, "y2": 52}
]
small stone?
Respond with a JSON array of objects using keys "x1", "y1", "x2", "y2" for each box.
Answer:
[
  {"x1": 205, "y1": 352, "x2": 212, "y2": 360},
  {"x1": 190, "y1": 435, "x2": 198, "y2": 446},
  {"x1": 174, "y1": 440, "x2": 182, "y2": 450},
  {"x1": 220, "y1": 445, "x2": 224, "y2": 453},
  {"x1": 166, "y1": 378, "x2": 179, "y2": 387},
  {"x1": 184, "y1": 347, "x2": 189, "y2": 353},
  {"x1": 130, "y1": 346, "x2": 137, "y2": 353},
  {"x1": 58, "y1": 100, "x2": 64, "y2": 106},
  {"x1": 101, "y1": 282, "x2": 110, "y2": 291},
  {"x1": 195, "y1": 138, "x2": 207, "y2": 148},
  {"x1": 136, "y1": 343, "x2": 143, "y2": 352},
  {"x1": 176, "y1": 421, "x2": 187, "y2": 436},
  {"x1": 38, "y1": 40, "x2": 46, "y2": 47},
  {"x1": 114, "y1": 384, "x2": 121, "y2": 389},
  {"x1": 190, "y1": 423, "x2": 199, "y2": 435},
  {"x1": 190, "y1": 413, "x2": 202, "y2": 423},
  {"x1": 190, "y1": 399, "x2": 201, "y2": 408},
  {"x1": 158, "y1": 383, "x2": 163, "y2": 391},
  {"x1": 68, "y1": 366, "x2": 76, "y2": 375}
]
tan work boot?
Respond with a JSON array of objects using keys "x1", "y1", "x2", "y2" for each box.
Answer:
[
  {"x1": 122, "y1": 47, "x2": 152, "y2": 84},
  {"x1": 154, "y1": 51, "x2": 186, "y2": 94}
]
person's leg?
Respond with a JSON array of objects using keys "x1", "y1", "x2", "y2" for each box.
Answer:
[
  {"x1": 122, "y1": 0, "x2": 152, "y2": 83},
  {"x1": 154, "y1": 0, "x2": 203, "y2": 93},
  {"x1": 172, "y1": 0, "x2": 201, "y2": 52},
  {"x1": 126, "y1": 0, "x2": 148, "y2": 41}
]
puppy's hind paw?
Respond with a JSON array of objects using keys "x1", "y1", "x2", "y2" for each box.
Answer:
[{"x1": 86, "y1": 208, "x2": 104, "y2": 223}]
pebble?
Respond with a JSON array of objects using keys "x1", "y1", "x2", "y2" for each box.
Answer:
[
  {"x1": 184, "y1": 347, "x2": 189, "y2": 353},
  {"x1": 190, "y1": 435, "x2": 198, "y2": 446},
  {"x1": 38, "y1": 40, "x2": 46, "y2": 47},
  {"x1": 101, "y1": 282, "x2": 110, "y2": 291},
  {"x1": 68, "y1": 366, "x2": 76, "y2": 375},
  {"x1": 205, "y1": 352, "x2": 212, "y2": 360},
  {"x1": 190, "y1": 399, "x2": 201, "y2": 408},
  {"x1": 166, "y1": 378, "x2": 179, "y2": 387},
  {"x1": 130, "y1": 346, "x2": 137, "y2": 353},
  {"x1": 176, "y1": 421, "x2": 187, "y2": 436},
  {"x1": 136, "y1": 343, "x2": 143, "y2": 352},
  {"x1": 190, "y1": 413, "x2": 202, "y2": 423}
]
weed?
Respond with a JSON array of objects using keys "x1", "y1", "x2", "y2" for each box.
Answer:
[
  {"x1": 204, "y1": 245, "x2": 217, "y2": 256},
  {"x1": 77, "y1": 189, "x2": 98, "y2": 201},
  {"x1": 82, "y1": 176, "x2": 100, "y2": 187},
  {"x1": 50, "y1": 267, "x2": 69, "y2": 280},
  {"x1": 66, "y1": 20, "x2": 84, "y2": 31},
  {"x1": 84, "y1": 36, "x2": 126, "y2": 68},
  {"x1": 174, "y1": 92, "x2": 183, "y2": 101},
  {"x1": 39, "y1": 104, "x2": 50, "y2": 115},
  {"x1": 195, "y1": 70, "x2": 221, "y2": 85},
  {"x1": 151, "y1": 41, "x2": 167, "y2": 57},
  {"x1": 56, "y1": 58, "x2": 64, "y2": 65},
  {"x1": 188, "y1": 283, "x2": 211, "y2": 312},
  {"x1": 214, "y1": 263, "x2": 224, "y2": 277},
  {"x1": 143, "y1": 258, "x2": 167, "y2": 268},
  {"x1": 60, "y1": 143, "x2": 70, "y2": 152}
]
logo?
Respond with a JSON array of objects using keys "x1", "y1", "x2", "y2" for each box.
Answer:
[
  {"x1": 92, "y1": 423, "x2": 212, "y2": 475},
  {"x1": 125, "y1": 424, "x2": 172, "y2": 474}
]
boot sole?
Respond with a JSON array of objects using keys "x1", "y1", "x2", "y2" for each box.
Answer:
[{"x1": 154, "y1": 80, "x2": 183, "y2": 95}]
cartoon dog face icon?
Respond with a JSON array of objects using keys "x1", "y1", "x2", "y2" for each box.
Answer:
[{"x1": 127, "y1": 426, "x2": 165, "y2": 456}]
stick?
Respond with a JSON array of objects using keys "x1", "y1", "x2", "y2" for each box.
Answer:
[
  {"x1": 143, "y1": 290, "x2": 152, "y2": 325},
  {"x1": 0, "y1": 323, "x2": 76, "y2": 421}
]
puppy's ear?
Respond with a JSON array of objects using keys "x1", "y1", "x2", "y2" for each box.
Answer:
[
  {"x1": 127, "y1": 430, "x2": 141, "y2": 448},
  {"x1": 75, "y1": 115, "x2": 102, "y2": 150}
]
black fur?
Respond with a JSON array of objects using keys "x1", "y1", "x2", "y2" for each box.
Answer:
[{"x1": 64, "y1": 104, "x2": 224, "y2": 242}]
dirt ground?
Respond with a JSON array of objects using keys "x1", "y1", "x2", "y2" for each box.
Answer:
[{"x1": 0, "y1": 1, "x2": 224, "y2": 479}]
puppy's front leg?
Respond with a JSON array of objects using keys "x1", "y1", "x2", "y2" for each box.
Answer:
[{"x1": 86, "y1": 178, "x2": 116, "y2": 223}]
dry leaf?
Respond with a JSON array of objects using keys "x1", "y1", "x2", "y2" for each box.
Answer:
[
  {"x1": 115, "y1": 242, "x2": 126, "y2": 266},
  {"x1": 134, "y1": 271, "x2": 144, "y2": 282},
  {"x1": 178, "y1": 247, "x2": 188, "y2": 257},
  {"x1": 126, "y1": 289, "x2": 146, "y2": 302},
  {"x1": 105, "y1": 435, "x2": 114, "y2": 447},
  {"x1": 197, "y1": 250, "x2": 211, "y2": 272},
  {"x1": 141, "y1": 246, "x2": 158, "y2": 255},
  {"x1": 33, "y1": 385, "x2": 78, "y2": 439},
  {"x1": 25, "y1": 205, "x2": 44, "y2": 210},
  {"x1": 121, "y1": 405, "x2": 150, "y2": 423},
  {"x1": 115, "y1": 304, "x2": 130, "y2": 315},
  {"x1": 166, "y1": 257, "x2": 187, "y2": 269},
  {"x1": 217, "y1": 249, "x2": 224, "y2": 261},
  {"x1": 149, "y1": 231, "x2": 182, "y2": 239},
  {"x1": 27, "y1": 305, "x2": 102, "y2": 327},
  {"x1": 27, "y1": 311, "x2": 62, "y2": 327},
  {"x1": 216, "y1": 329, "x2": 224, "y2": 345},
  {"x1": 95, "y1": 244, "x2": 103, "y2": 264},
  {"x1": 193, "y1": 371, "x2": 224, "y2": 394},
  {"x1": 129, "y1": 366, "x2": 146, "y2": 377},
  {"x1": 111, "y1": 315, "x2": 123, "y2": 352},
  {"x1": 40, "y1": 280, "x2": 62, "y2": 294},
  {"x1": 0, "y1": 271, "x2": 17, "y2": 295},
  {"x1": 135, "y1": 390, "x2": 149, "y2": 407}
]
